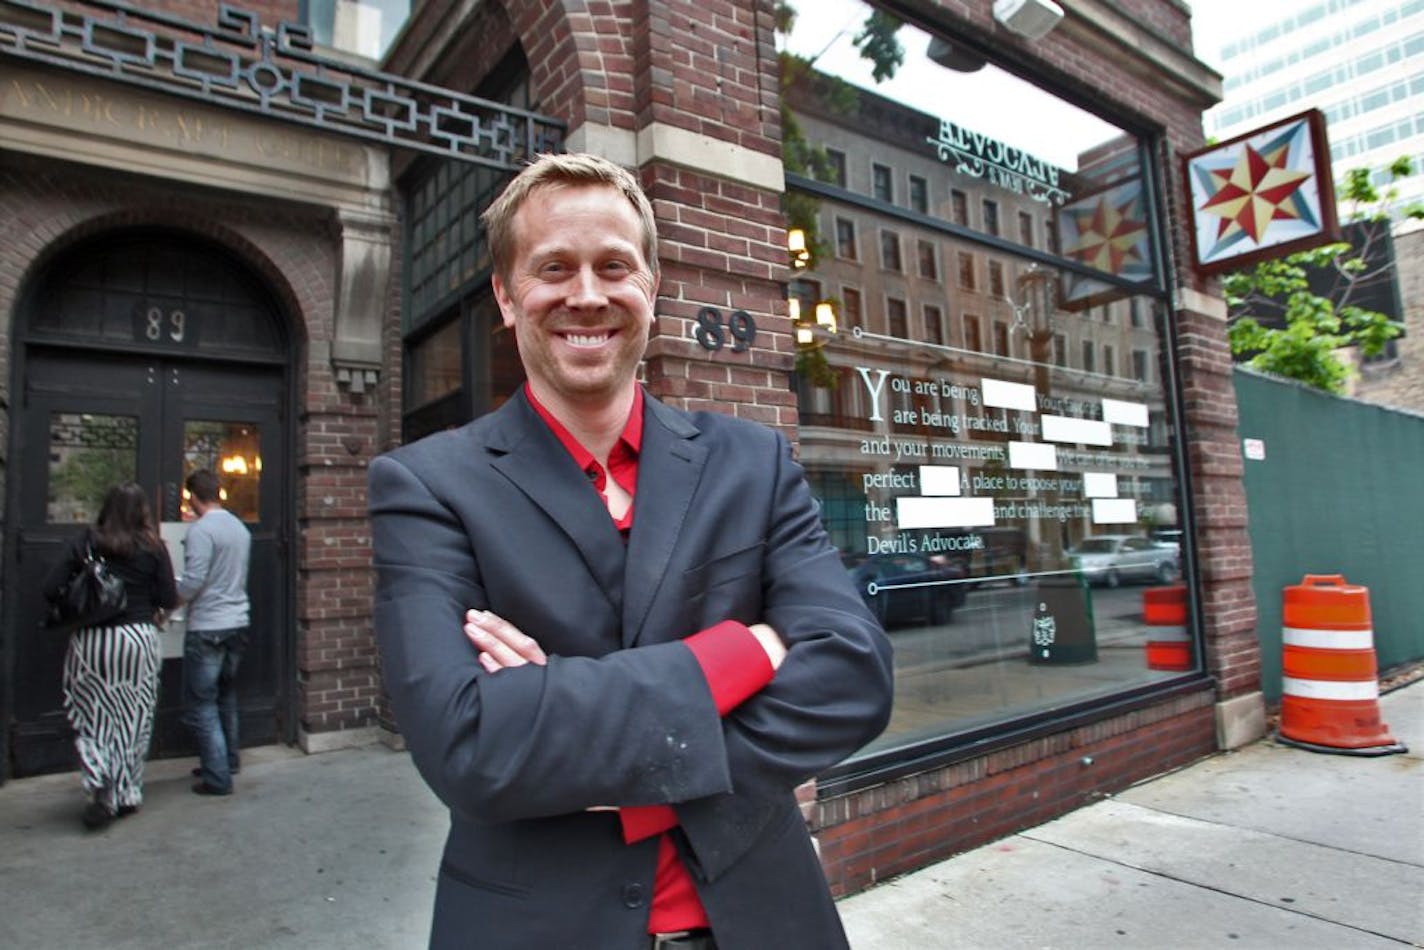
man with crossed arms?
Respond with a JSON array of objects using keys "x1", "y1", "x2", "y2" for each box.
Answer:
[{"x1": 370, "y1": 152, "x2": 893, "y2": 949}]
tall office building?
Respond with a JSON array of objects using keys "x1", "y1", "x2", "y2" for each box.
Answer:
[{"x1": 1203, "y1": 0, "x2": 1424, "y2": 220}]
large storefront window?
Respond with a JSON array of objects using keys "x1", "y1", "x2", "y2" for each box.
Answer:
[{"x1": 782, "y1": 3, "x2": 1194, "y2": 765}]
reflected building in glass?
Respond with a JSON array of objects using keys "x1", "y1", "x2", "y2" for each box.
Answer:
[{"x1": 782, "y1": 51, "x2": 1192, "y2": 757}]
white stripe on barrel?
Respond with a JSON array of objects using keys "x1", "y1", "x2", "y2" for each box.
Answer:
[
  {"x1": 1281, "y1": 676, "x2": 1379, "y2": 701},
  {"x1": 1282, "y1": 626, "x2": 1375, "y2": 650}
]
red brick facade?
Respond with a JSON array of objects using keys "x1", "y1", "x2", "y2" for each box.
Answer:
[
  {"x1": 815, "y1": 690, "x2": 1217, "y2": 895},
  {"x1": 0, "y1": 0, "x2": 1259, "y2": 897},
  {"x1": 0, "y1": 147, "x2": 384, "y2": 745}
]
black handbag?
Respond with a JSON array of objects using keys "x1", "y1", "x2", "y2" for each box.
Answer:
[{"x1": 46, "y1": 542, "x2": 127, "y2": 632}]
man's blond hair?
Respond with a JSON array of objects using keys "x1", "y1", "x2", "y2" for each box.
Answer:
[{"x1": 481, "y1": 153, "x2": 659, "y2": 281}]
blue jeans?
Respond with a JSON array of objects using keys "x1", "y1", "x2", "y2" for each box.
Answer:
[{"x1": 182, "y1": 626, "x2": 247, "y2": 792}]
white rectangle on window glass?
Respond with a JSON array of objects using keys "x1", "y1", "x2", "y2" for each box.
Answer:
[
  {"x1": 1008, "y1": 441, "x2": 1057, "y2": 470},
  {"x1": 919, "y1": 466, "x2": 961, "y2": 495},
  {"x1": 1092, "y1": 498, "x2": 1138, "y2": 524},
  {"x1": 980, "y1": 378, "x2": 1036, "y2": 412},
  {"x1": 897, "y1": 496, "x2": 996, "y2": 529},
  {"x1": 1041, "y1": 415, "x2": 1112, "y2": 446},
  {"x1": 1102, "y1": 398, "x2": 1149, "y2": 428},
  {"x1": 1082, "y1": 472, "x2": 1118, "y2": 497}
]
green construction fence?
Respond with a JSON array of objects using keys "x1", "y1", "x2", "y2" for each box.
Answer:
[{"x1": 1232, "y1": 367, "x2": 1424, "y2": 702}]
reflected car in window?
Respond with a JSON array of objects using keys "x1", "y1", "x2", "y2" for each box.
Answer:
[
  {"x1": 1068, "y1": 534, "x2": 1180, "y2": 588},
  {"x1": 843, "y1": 552, "x2": 968, "y2": 628}
]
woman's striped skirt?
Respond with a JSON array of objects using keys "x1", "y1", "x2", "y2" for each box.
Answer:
[{"x1": 62, "y1": 622, "x2": 162, "y2": 812}]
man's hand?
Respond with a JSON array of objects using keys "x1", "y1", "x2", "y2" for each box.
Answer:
[
  {"x1": 747, "y1": 622, "x2": 788, "y2": 671},
  {"x1": 464, "y1": 609, "x2": 548, "y2": 673}
]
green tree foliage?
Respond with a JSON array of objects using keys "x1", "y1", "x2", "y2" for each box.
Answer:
[
  {"x1": 852, "y1": 10, "x2": 905, "y2": 82},
  {"x1": 1226, "y1": 157, "x2": 1420, "y2": 394}
]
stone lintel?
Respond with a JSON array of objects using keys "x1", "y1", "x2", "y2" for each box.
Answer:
[
  {"x1": 1175, "y1": 286, "x2": 1230, "y2": 321},
  {"x1": 0, "y1": 63, "x2": 389, "y2": 217},
  {"x1": 1061, "y1": 0, "x2": 1223, "y2": 108},
  {"x1": 567, "y1": 121, "x2": 785, "y2": 194}
]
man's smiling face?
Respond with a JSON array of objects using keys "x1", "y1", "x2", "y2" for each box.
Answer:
[{"x1": 492, "y1": 183, "x2": 659, "y2": 411}]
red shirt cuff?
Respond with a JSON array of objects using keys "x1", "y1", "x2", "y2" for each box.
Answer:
[
  {"x1": 620, "y1": 804, "x2": 678, "y2": 844},
  {"x1": 683, "y1": 620, "x2": 775, "y2": 716}
]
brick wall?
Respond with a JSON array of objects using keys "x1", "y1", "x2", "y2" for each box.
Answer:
[
  {"x1": 642, "y1": 163, "x2": 798, "y2": 430},
  {"x1": 0, "y1": 148, "x2": 383, "y2": 742},
  {"x1": 816, "y1": 690, "x2": 1217, "y2": 895},
  {"x1": 1350, "y1": 228, "x2": 1424, "y2": 414},
  {"x1": 505, "y1": 1, "x2": 794, "y2": 429}
]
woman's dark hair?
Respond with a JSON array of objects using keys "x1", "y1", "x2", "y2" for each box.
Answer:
[{"x1": 92, "y1": 482, "x2": 160, "y2": 558}]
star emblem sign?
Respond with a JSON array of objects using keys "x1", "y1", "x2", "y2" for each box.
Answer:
[
  {"x1": 1198, "y1": 138, "x2": 1313, "y2": 246},
  {"x1": 1064, "y1": 194, "x2": 1147, "y2": 275}
]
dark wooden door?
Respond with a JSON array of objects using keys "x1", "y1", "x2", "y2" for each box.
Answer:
[{"x1": 7, "y1": 350, "x2": 288, "y2": 776}]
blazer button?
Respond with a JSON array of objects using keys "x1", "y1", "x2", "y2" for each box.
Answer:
[{"x1": 622, "y1": 882, "x2": 645, "y2": 908}]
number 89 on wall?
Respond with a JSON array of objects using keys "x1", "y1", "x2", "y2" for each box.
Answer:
[{"x1": 692, "y1": 307, "x2": 757, "y2": 353}]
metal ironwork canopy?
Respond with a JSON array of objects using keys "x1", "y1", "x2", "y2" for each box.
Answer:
[{"x1": 0, "y1": 0, "x2": 564, "y2": 169}]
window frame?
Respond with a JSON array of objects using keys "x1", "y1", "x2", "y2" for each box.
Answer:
[
  {"x1": 835, "y1": 216, "x2": 859, "y2": 261},
  {"x1": 880, "y1": 229, "x2": 903, "y2": 272},
  {"x1": 872, "y1": 162, "x2": 894, "y2": 203},
  {"x1": 917, "y1": 239, "x2": 939, "y2": 280},
  {"x1": 909, "y1": 174, "x2": 929, "y2": 214}
]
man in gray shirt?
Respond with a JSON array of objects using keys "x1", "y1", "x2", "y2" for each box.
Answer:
[{"x1": 178, "y1": 469, "x2": 252, "y2": 796}]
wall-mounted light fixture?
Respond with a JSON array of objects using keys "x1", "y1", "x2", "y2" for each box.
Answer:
[
  {"x1": 787, "y1": 228, "x2": 811, "y2": 269},
  {"x1": 789, "y1": 296, "x2": 839, "y2": 349},
  {"x1": 993, "y1": 0, "x2": 1064, "y2": 41}
]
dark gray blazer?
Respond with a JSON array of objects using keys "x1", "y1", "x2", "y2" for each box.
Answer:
[{"x1": 369, "y1": 387, "x2": 893, "y2": 949}]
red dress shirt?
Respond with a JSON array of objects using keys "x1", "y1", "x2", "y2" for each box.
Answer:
[{"x1": 526, "y1": 384, "x2": 774, "y2": 933}]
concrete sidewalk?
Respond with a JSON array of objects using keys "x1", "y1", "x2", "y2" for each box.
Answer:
[
  {"x1": 1, "y1": 681, "x2": 1419, "y2": 949},
  {"x1": 840, "y1": 679, "x2": 1423, "y2": 949}
]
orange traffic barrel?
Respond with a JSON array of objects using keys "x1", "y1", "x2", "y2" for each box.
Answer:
[
  {"x1": 1143, "y1": 584, "x2": 1191, "y2": 671},
  {"x1": 1278, "y1": 574, "x2": 1406, "y2": 756}
]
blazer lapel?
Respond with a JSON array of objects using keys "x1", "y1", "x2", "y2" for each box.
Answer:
[
  {"x1": 487, "y1": 392, "x2": 627, "y2": 612},
  {"x1": 622, "y1": 397, "x2": 707, "y2": 647}
]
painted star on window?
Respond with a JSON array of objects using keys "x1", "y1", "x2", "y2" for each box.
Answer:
[
  {"x1": 1064, "y1": 195, "x2": 1146, "y2": 275},
  {"x1": 1199, "y1": 140, "x2": 1312, "y2": 245}
]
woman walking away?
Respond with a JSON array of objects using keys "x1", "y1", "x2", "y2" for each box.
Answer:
[{"x1": 43, "y1": 483, "x2": 178, "y2": 831}]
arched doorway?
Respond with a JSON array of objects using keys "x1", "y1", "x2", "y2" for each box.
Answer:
[{"x1": 3, "y1": 229, "x2": 294, "y2": 778}]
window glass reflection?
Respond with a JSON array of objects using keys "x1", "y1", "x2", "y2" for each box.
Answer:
[
  {"x1": 302, "y1": 0, "x2": 411, "y2": 60},
  {"x1": 47, "y1": 413, "x2": 138, "y2": 524},
  {"x1": 781, "y1": 0, "x2": 1189, "y2": 762},
  {"x1": 183, "y1": 421, "x2": 261, "y2": 523},
  {"x1": 409, "y1": 317, "x2": 464, "y2": 410},
  {"x1": 781, "y1": 0, "x2": 1158, "y2": 286}
]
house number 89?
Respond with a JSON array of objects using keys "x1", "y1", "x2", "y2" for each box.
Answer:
[
  {"x1": 146, "y1": 306, "x2": 186, "y2": 343},
  {"x1": 694, "y1": 307, "x2": 757, "y2": 353}
]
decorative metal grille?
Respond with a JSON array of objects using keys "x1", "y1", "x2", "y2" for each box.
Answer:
[
  {"x1": 0, "y1": 0, "x2": 564, "y2": 168},
  {"x1": 49, "y1": 411, "x2": 139, "y2": 451}
]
